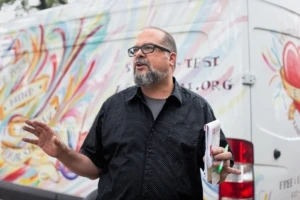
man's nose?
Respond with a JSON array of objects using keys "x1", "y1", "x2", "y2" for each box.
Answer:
[{"x1": 135, "y1": 48, "x2": 145, "y2": 57}]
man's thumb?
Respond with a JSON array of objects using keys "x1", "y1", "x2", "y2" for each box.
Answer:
[{"x1": 54, "y1": 137, "x2": 61, "y2": 146}]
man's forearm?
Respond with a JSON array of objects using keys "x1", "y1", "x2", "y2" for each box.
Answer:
[{"x1": 57, "y1": 148, "x2": 101, "y2": 179}]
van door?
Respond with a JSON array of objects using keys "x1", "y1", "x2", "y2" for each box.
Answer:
[{"x1": 249, "y1": 0, "x2": 300, "y2": 199}]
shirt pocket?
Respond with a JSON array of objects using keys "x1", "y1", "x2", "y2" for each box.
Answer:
[{"x1": 164, "y1": 124, "x2": 199, "y2": 161}]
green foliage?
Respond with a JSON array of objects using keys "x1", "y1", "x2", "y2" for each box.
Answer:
[
  {"x1": 35, "y1": 0, "x2": 68, "y2": 10},
  {"x1": 0, "y1": 0, "x2": 68, "y2": 10},
  {"x1": 0, "y1": 0, "x2": 17, "y2": 7}
]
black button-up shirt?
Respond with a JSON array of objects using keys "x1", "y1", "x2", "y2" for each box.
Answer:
[{"x1": 80, "y1": 78, "x2": 232, "y2": 200}]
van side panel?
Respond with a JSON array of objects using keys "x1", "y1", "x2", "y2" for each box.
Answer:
[
  {"x1": 249, "y1": 0, "x2": 300, "y2": 199},
  {"x1": 0, "y1": 0, "x2": 250, "y2": 198}
]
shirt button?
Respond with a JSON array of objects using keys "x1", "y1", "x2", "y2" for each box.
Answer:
[
  {"x1": 151, "y1": 128, "x2": 155, "y2": 132},
  {"x1": 148, "y1": 149, "x2": 154, "y2": 154}
]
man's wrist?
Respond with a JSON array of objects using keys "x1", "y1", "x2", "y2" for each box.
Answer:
[{"x1": 56, "y1": 145, "x2": 72, "y2": 160}]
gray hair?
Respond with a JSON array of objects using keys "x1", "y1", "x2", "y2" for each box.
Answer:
[
  {"x1": 141, "y1": 27, "x2": 177, "y2": 69},
  {"x1": 141, "y1": 26, "x2": 177, "y2": 54}
]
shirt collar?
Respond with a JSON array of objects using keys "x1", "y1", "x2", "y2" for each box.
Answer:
[
  {"x1": 125, "y1": 77, "x2": 183, "y2": 106},
  {"x1": 170, "y1": 77, "x2": 183, "y2": 105}
]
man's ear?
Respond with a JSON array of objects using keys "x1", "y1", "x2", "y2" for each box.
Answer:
[{"x1": 169, "y1": 52, "x2": 177, "y2": 69}]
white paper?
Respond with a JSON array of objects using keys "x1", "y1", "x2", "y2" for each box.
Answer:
[{"x1": 203, "y1": 119, "x2": 221, "y2": 185}]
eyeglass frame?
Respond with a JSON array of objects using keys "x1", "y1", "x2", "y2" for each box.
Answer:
[{"x1": 128, "y1": 43, "x2": 171, "y2": 57}]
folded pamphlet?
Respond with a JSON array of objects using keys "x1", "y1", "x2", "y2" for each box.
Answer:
[{"x1": 203, "y1": 119, "x2": 221, "y2": 186}]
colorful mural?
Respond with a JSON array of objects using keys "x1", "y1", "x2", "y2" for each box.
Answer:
[
  {"x1": 262, "y1": 32, "x2": 300, "y2": 137},
  {"x1": 0, "y1": 0, "x2": 248, "y2": 197},
  {"x1": 259, "y1": 16, "x2": 300, "y2": 198},
  {"x1": 0, "y1": 12, "x2": 112, "y2": 195},
  {"x1": 280, "y1": 42, "x2": 300, "y2": 120}
]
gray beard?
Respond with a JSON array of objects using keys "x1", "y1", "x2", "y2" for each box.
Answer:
[{"x1": 134, "y1": 66, "x2": 168, "y2": 87}]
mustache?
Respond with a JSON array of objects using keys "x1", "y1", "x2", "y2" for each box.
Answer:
[{"x1": 134, "y1": 59, "x2": 150, "y2": 67}]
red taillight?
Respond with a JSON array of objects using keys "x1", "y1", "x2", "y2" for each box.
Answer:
[
  {"x1": 219, "y1": 182, "x2": 254, "y2": 199},
  {"x1": 227, "y1": 139, "x2": 254, "y2": 164},
  {"x1": 219, "y1": 139, "x2": 254, "y2": 200}
]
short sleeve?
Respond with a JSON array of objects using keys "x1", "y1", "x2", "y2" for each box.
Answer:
[{"x1": 80, "y1": 101, "x2": 107, "y2": 168}]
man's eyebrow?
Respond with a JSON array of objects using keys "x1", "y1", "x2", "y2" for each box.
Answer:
[
  {"x1": 143, "y1": 43, "x2": 154, "y2": 45},
  {"x1": 133, "y1": 43, "x2": 155, "y2": 47}
]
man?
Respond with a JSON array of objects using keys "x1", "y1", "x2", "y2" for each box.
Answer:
[{"x1": 22, "y1": 27, "x2": 241, "y2": 200}]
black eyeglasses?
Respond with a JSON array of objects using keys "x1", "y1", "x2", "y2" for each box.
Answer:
[{"x1": 128, "y1": 44, "x2": 171, "y2": 57}]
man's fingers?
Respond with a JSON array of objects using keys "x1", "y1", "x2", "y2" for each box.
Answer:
[
  {"x1": 22, "y1": 126, "x2": 40, "y2": 137},
  {"x1": 212, "y1": 161, "x2": 221, "y2": 167},
  {"x1": 23, "y1": 125, "x2": 35, "y2": 133},
  {"x1": 213, "y1": 159, "x2": 231, "y2": 168},
  {"x1": 22, "y1": 138, "x2": 38, "y2": 145},
  {"x1": 25, "y1": 119, "x2": 50, "y2": 130},
  {"x1": 24, "y1": 119, "x2": 36, "y2": 128},
  {"x1": 212, "y1": 147, "x2": 224, "y2": 155},
  {"x1": 33, "y1": 120, "x2": 49, "y2": 130},
  {"x1": 227, "y1": 167, "x2": 242, "y2": 175},
  {"x1": 214, "y1": 152, "x2": 232, "y2": 160},
  {"x1": 24, "y1": 119, "x2": 53, "y2": 136}
]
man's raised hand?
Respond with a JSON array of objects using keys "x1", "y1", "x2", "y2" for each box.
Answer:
[{"x1": 22, "y1": 119, "x2": 69, "y2": 158}]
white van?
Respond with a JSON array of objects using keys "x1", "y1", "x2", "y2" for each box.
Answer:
[{"x1": 0, "y1": 0, "x2": 300, "y2": 199}]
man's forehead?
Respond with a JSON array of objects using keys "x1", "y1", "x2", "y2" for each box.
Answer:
[{"x1": 135, "y1": 29, "x2": 164, "y2": 45}]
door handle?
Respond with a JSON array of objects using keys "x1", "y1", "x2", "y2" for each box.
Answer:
[{"x1": 274, "y1": 149, "x2": 281, "y2": 160}]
